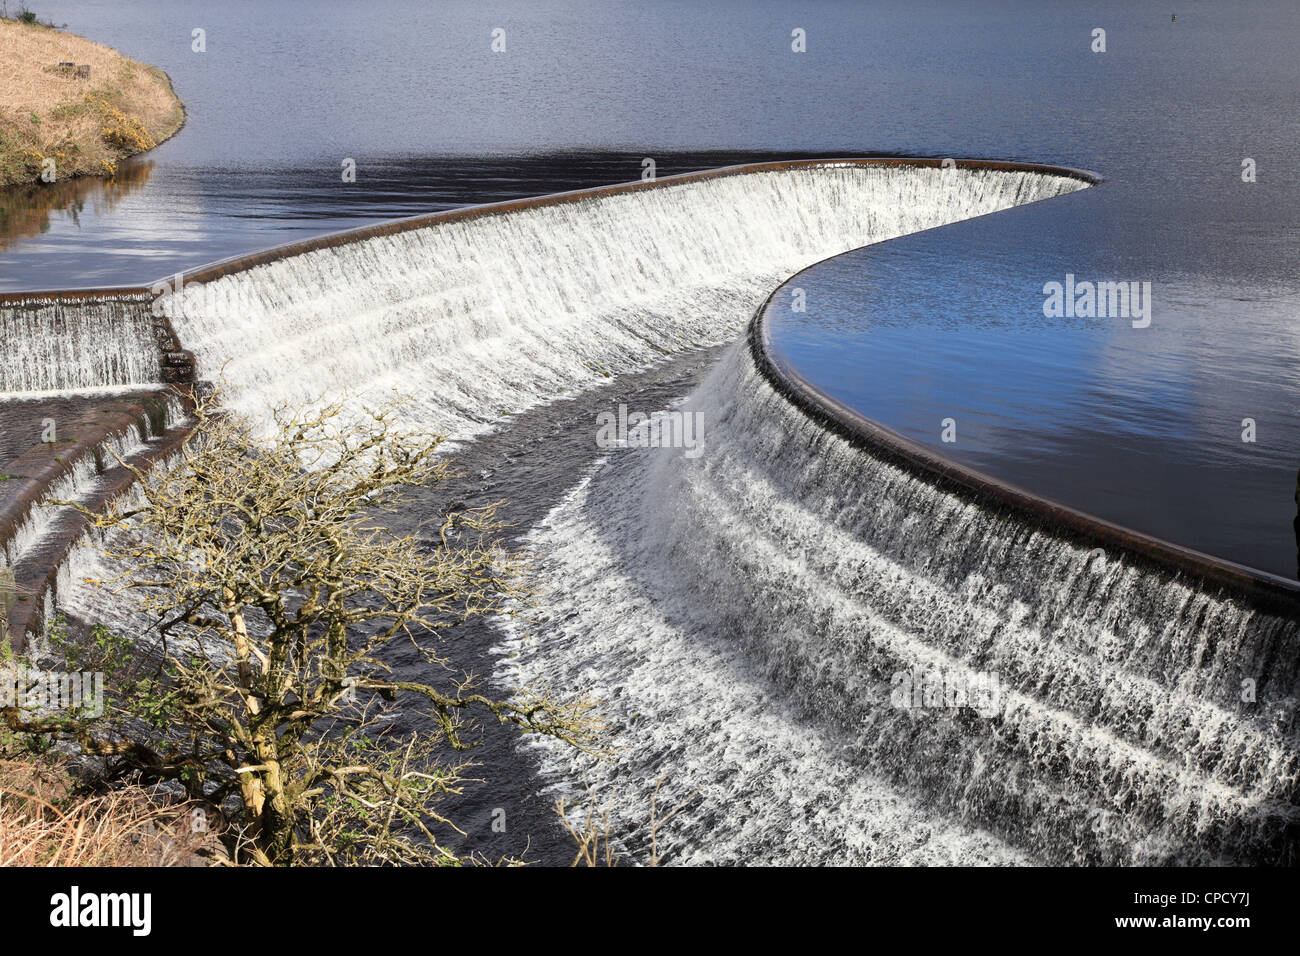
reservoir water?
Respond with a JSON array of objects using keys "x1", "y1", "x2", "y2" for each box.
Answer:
[
  {"x1": 4, "y1": 0, "x2": 1297, "y2": 576},
  {"x1": 3, "y1": 0, "x2": 1299, "y2": 864}
]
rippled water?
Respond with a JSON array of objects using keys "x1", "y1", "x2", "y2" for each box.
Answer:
[{"x1": 3, "y1": 1, "x2": 1296, "y2": 577}]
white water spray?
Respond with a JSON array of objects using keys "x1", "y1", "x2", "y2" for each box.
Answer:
[
  {"x1": 48, "y1": 163, "x2": 1237, "y2": 865},
  {"x1": 500, "y1": 338, "x2": 1300, "y2": 865},
  {"x1": 0, "y1": 295, "x2": 160, "y2": 395},
  {"x1": 160, "y1": 165, "x2": 1085, "y2": 438}
]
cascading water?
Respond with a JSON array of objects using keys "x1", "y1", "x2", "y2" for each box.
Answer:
[
  {"x1": 498, "y1": 335, "x2": 1300, "y2": 865},
  {"x1": 60, "y1": 161, "x2": 1248, "y2": 865},
  {"x1": 0, "y1": 425, "x2": 147, "y2": 570},
  {"x1": 1, "y1": 392, "x2": 189, "y2": 644},
  {"x1": 0, "y1": 294, "x2": 161, "y2": 395},
  {"x1": 160, "y1": 165, "x2": 1087, "y2": 438}
]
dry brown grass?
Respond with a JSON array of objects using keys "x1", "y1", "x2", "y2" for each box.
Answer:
[
  {"x1": 0, "y1": 17, "x2": 183, "y2": 187},
  {"x1": 556, "y1": 778, "x2": 699, "y2": 866},
  {"x1": 0, "y1": 757, "x2": 216, "y2": 866}
]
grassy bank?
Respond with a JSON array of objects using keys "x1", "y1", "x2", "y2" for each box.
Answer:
[
  {"x1": 0, "y1": 14, "x2": 183, "y2": 187},
  {"x1": 0, "y1": 750, "x2": 213, "y2": 866}
]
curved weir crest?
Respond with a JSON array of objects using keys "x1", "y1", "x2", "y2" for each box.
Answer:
[
  {"x1": 2, "y1": 160, "x2": 1090, "y2": 650},
  {"x1": 154, "y1": 163, "x2": 1088, "y2": 438}
]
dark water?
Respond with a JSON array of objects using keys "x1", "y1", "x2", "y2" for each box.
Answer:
[
  {"x1": 768, "y1": 190, "x2": 1300, "y2": 579},
  {"x1": 2, "y1": 0, "x2": 1298, "y2": 575},
  {"x1": 757, "y1": 1, "x2": 1300, "y2": 579},
  {"x1": 381, "y1": 347, "x2": 727, "y2": 863}
]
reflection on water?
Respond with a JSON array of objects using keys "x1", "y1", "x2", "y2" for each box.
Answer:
[
  {"x1": 0, "y1": 159, "x2": 153, "y2": 254},
  {"x1": 0, "y1": 150, "x2": 875, "y2": 290},
  {"x1": 2, "y1": 0, "x2": 1298, "y2": 578},
  {"x1": 767, "y1": 191, "x2": 1300, "y2": 578}
]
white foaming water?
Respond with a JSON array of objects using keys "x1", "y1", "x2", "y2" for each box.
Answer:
[
  {"x1": 48, "y1": 163, "x2": 1186, "y2": 864},
  {"x1": 501, "y1": 339, "x2": 1300, "y2": 865},
  {"x1": 0, "y1": 423, "x2": 153, "y2": 570},
  {"x1": 52, "y1": 486, "x2": 196, "y2": 658},
  {"x1": 1, "y1": 392, "x2": 187, "y2": 572},
  {"x1": 496, "y1": 463, "x2": 1029, "y2": 866},
  {"x1": 160, "y1": 165, "x2": 1085, "y2": 437},
  {"x1": 0, "y1": 295, "x2": 160, "y2": 395},
  {"x1": 2, "y1": 395, "x2": 189, "y2": 649}
]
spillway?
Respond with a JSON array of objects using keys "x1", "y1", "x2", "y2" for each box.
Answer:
[
  {"x1": 0, "y1": 292, "x2": 161, "y2": 395},
  {"x1": 155, "y1": 162, "x2": 1089, "y2": 438},
  {"x1": 499, "y1": 328, "x2": 1300, "y2": 865},
  {"x1": 0, "y1": 391, "x2": 190, "y2": 646},
  {"x1": 20, "y1": 159, "x2": 1290, "y2": 866}
]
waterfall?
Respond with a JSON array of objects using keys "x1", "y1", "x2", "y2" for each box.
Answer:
[
  {"x1": 0, "y1": 294, "x2": 161, "y2": 395},
  {"x1": 1, "y1": 392, "x2": 188, "y2": 645},
  {"x1": 24, "y1": 158, "x2": 1293, "y2": 865},
  {"x1": 498, "y1": 336, "x2": 1300, "y2": 865},
  {"x1": 0, "y1": 422, "x2": 152, "y2": 571},
  {"x1": 58, "y1": 160, "x2": 1248, "y2": 866},
  {"x1": 160, "y1": 165, "x2": 1087, "y2": 438}
]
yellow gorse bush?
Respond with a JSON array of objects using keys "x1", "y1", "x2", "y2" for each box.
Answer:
[
  {"x1": 87, "y1": 95, "x2": 156, "y2": 152},
  {"x1": 1, "y1": 22, "x2": 183, "y2": 187}
]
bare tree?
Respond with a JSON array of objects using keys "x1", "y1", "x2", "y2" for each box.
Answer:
[{"x1": 3, "y1": 395, "x2": 602, "y2": 866}]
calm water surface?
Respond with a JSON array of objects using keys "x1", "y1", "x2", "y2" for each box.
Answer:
[{"x1": 2, "y1": 0, "x2": 1297, "y2": 574}]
